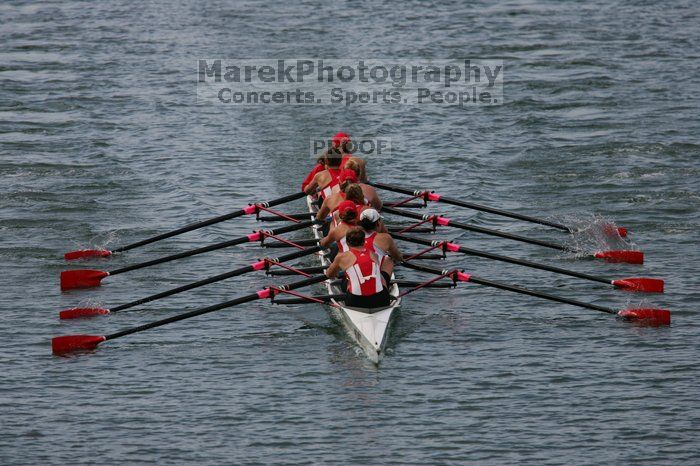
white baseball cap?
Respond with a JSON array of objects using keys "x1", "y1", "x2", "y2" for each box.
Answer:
[{"x1": 360, "y1": 208, "x2": 381, "y2": 223}]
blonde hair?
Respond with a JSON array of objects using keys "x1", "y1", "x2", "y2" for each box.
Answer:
[{"x1": 344, "y1": 158, "x2": 361, "y2": 176}]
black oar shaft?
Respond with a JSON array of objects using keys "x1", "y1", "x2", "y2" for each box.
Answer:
[
  {"x1": 262, "y1": 238, "x2": 319, "y2": 248},
  {"x1": 392, "y1": 280, "x2": 455, "y2": 288},
  {"x1": 105, "y1": 275, "x2": 328, "y2": 341},
  {"x1": 402, "y1": 261, "x2": 615, "y2": 315},
  {"x1": 110, "y1": 246, "x2": 321, "y2": 312},
  {"x1": 109, "y1": 220, "x2": 315, "y2": 276},
  {"x1": 257, "y1": 213, "x2": 314, "y2": 222},
  {"x1": 267, "y1": 265, "x2": 327, "y2": 276},
  {"x1": 371, "y1": 181, "x2": 572, "y2": 232},
  {"x1": 113, "y1": 191, "x2": 306, "y2": 252},
  {"x1": 383, "y1": 206, "x2": 570, "y2": 252},
  {"x1": 468, "y1": 276, "x2": 615, "y2": 314},
  {"x1": 273, "y1": 293, "x2": 344, "y2": 305},
  {"x1": 393, "y1": 234, "x2": 610, "y2": 285}
]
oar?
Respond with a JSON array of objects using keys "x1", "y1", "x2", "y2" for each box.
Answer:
[
  {"x1": 256, "y1": 213, "x2": 312, "y2": 222},
  {"x1": 59, "y1": 246, "x2": 322, "y2": 319},
  {"x1": 401, "y1": 262, "x2": 670, "y2": 326},
  {"x1": 383, "y1": 206, "x2": 642, "y2": 264},
  {"x1": 261, "y1": 238, "x2": 319, "y2": 248},
  {"x1": 393, "y1": 233, "x2": 663, "y2": 292},
  {"x1": 371, "y1": 181, "x2": 628, "y2": 237},
  {"x1": 272, "y1": 293, "x2": 345, "y2": 305},
  {"x1": 60, "y1": 220, "x2": 317, "y2": 290},
  {"x1": 64, "y1": 191, "x2": 307, "y2": 260},
  {"x1": 267, "y1": 265, "x2": 328, "y2": 276},
  {"x1": 52, "y1": 274, "x2": 329, "y2": 355}
]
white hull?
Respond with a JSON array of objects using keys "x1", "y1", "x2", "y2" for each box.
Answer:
[{"x1": 307, "y1": 196, "x2": 401, "y2": 363}]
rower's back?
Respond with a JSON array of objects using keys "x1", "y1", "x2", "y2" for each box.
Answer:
[{"x1": 316, "y1": 150, "x2": 344, "y2": 199}]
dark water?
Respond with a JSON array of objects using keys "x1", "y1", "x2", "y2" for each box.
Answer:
[{"x1": 2, "y1": 1, "x2": 699, "y2": 464}]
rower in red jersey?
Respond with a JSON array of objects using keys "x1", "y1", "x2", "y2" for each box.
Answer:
[
  {"x1": 333, "y1": 132, "x2": 367, "y2": 182},
  {"x1": 357, "y1": 208, "x2": 402, "y2": 277},
  {"x1": 316, "y1": 165, "x2": 381, "y2": 221},
  {"x1": 317, "y1": 182, "x2": 365, "y2": 225},
  {"x1": 325, "y1": 227, "x2": 391, "y2": 308},
  {"x1": 302, "y1": 132, "x2": 368, "y2": 192},
  {"x1": 303, "y1": 148, "x2": 344, "y2": 199},
  {"x1": 319, "y1": 200, "x2": 359, "y2": 250},
  {"x1": 301, "y1": 155, "x2": 326, "y2": 192}
]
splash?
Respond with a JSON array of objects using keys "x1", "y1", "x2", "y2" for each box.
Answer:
[
  {"x1": 555, "y1": 213, "x2": 635, "y2": 256},
  {"x1": 87, "y1": 230, "x2": 120, "y2": 251},
  {"x1": 76, "y1": 296, "x2": 106, "y2": 310},
  {"x1": 623, "y1": 295, "x2": 653, "y2": 310},
  {"x1": 65, "y1": 231, "x2": 121, "y2": 260}
]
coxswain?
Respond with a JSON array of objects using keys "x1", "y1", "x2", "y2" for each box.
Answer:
[{"x1": 325, "y1": 227, "x2": 391, "y2": 308}]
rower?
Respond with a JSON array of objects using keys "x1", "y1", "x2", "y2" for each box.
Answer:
[
  {"x1": 316, "y1": 167, "x2": 381, "y2": 221},
  {"x1": 301, "y1": 153, "x2": 326, "y2": 192},
  {"x1": 319, "y1": 200, "x2": 358, "y2": 250},
  {"x1": 301, "y1": 131, "x2": 366, "y2": 192},
  {"x1": 357, "y1": 208, "x2": 402, "y2": 276},
  {"x1": 303, "y1": 148, "x2": 343, "y2": 198},
  {"x1": 343, "y1": 160, "x2": 381, "y2": 210},
  {"x1": 316, "y1": 172, "x2": 374, "y2": 222},
  {"x1": 325, "y1": 227, "x2": 391, "y2": 308},
  {"x1": 328, "y1": 183, "x2": 366, "y2": 229},
  {"x1": 332, "y1": 132, "x2": 367, "y2": 182}
]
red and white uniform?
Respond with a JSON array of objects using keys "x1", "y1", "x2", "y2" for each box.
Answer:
[
  {"x1": 363, "y1": 231, "x2": 387, "y2": 265},
  {"x1": 319, "y1": 168, "x2": 342, "y2": 199},
  {"x1": 331, "y1": 191, "x2": 370, "y2": 213},
  {"x1": 335, "y1": 222, "x2": 355, "y2": 252},
  {"x1": 345, "y1": 249, "x2": 383, "y2": 296},
  {"x1": 330, "y1": 193, "x2": 370, "y2": 227},
  {"x1": 301, "y1": 164, "x2": 324, "y2": 191},
  {"x1": 302, "y1": 156, "x2": 350, "y2": 192},
  {"x1": 339, "y1": 231, "x2": 386, "y2": 259}
]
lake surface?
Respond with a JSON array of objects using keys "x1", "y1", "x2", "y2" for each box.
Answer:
[{"x1": 1, "y1": 0, "x2": 699, "y2": 464}]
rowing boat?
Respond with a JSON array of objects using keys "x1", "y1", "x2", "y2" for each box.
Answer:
[
  {"x1": 52, "y1": 185, "x2": 670, "y2": 358},
  {"x1": 307, "y1": 195, "x2": 401, "y2": 363}
]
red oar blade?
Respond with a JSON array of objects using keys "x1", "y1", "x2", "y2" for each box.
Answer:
[
  {"x1": 618, "y1": 308, "x2": 671, "y2": 326},
  {"x1": 52, "y1": 335, "x2": 106, "y2": 355},
  {"x1": 602, "y1": 225, "x2": 628, "y2": 238},
  {"x1": 60, "y1": 270, "x2": 109, "y2": 290},
  {"x1": 59, "y1": 307, "x2": 111, "y2": 320},
  {"x1": 612, "y1": 278, "x2": 664, "y2": 293},
  {"x1": 594, "y1": 250, "x2": 643, "y2": 264},
  {"x1": 64, "y1": 249, "x2": 112, "y2": 260}
]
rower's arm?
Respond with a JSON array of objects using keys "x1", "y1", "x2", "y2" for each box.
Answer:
[
  {"x1": 387, "y1": 238, "x2": 403, "y2": 262},
  {"x1": 316, "y1": 196, "x2": 331, "y2": 220},
  {"x1": 301, "y1": 163, "x2": 324, "y2": 191},
  {"x1": 364, "y1": 184, "x2": 383, "y2": 212},
  {"x1": 304, "y1": 178, "x2": 318, "y2": 195},
  {"x1": 319, "y1": 228, "x2": 336, "y2": 248},
  {"x1": 325, "y1": 255, "x2": 342, "y2": 278}
]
